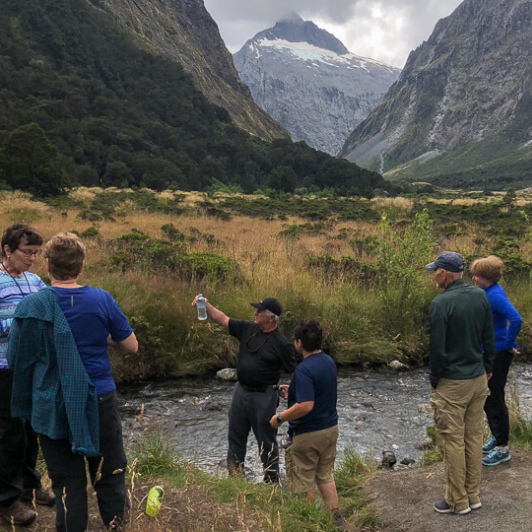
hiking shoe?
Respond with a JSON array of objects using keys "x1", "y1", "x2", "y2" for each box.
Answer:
[
  {"x1": 434, "y1": 499, "x2": 471, "y2": 515},
  {"x1": 482, "y1": 448, "x2": 511, "y2": 466},
  {"x1": 482, "y1": 436, "x2": 497, "y2": 454},
  {"x1": 470, "y1": 502, "x2": 482, "y2": 510},
  {"x1": 0, "y1": 500, "x2": 37, "y2": 525},
  {"x1": 21, "y1": 486, "x2": 56, "y2": 506}
]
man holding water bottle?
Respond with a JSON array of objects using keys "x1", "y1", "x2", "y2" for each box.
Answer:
[{"x1": 192, "y1": 295, "x2": 296, "y2": 483}]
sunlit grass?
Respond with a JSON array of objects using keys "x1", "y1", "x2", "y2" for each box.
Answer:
[
  {"x1": 2, "y1": 189, "x2": 532, "y2": 379},
  {"x1": 126, "y1": 431, "x2": 369, "y2": 531}
]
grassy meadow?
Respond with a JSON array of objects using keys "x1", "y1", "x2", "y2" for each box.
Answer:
[
  {"x1": 8, "y1": 187, "x2": 532, "y2": 530},
  {"x1": 2, "y1": 187, "x2": 532, "y2": 382}
]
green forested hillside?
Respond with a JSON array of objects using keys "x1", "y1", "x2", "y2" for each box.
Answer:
[{"x1": 0, "y1": 0, "x2": 392, "y2": 197}]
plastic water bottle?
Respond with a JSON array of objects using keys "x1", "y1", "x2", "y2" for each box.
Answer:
[
  {"x1": 145, "y1": 485, "x2": 164, "y2": 516},
  {"x1": 197, "y1": 294, "x2": 207, "y2": 321}
]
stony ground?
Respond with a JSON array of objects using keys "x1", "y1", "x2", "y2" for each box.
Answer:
[{"x1": 364, "y1": 448, "x2": 532, "y2": 531}]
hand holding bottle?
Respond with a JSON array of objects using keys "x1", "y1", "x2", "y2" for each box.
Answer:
[{"x1": 192, "y1": 294, "x2": 208, "y2": 321}]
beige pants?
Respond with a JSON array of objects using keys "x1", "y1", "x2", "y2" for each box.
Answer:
[{"x1": 430, "y1": 375, "x2": 488, "y2": 512}]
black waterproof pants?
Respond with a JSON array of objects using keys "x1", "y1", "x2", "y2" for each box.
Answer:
[
  {"x1": 0, "y1": 370, "x2": 41, "y2": 508},
  {"x1": 484, "y1": 350, "x2": 514, "y2": 447},
  {"x1": 40, "y1": 390, "x2": 129, "y2": 531}
]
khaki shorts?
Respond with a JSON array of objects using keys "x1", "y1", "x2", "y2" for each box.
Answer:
[{"x1": 286, "y1": 425, "x2": 338, "y2": 494}]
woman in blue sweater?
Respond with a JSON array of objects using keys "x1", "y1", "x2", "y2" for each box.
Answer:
[{"x1": 470, "y1": 255, "x2": 522, "y2": 466}]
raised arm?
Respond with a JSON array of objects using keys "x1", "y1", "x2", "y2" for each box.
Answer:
[{"x1": 192, "y1": 295, "x2": 230, "y2": 328}]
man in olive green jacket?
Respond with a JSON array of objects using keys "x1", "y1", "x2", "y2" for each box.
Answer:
[{"x1": 426, "y1": 252, "x2": 495, "y2": 516}]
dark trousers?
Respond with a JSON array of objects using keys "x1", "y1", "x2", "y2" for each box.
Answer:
[
  {"x1": 227, "y1": 383, "x2": 279, "y2": 482},
  {"x1": 484, "y1": 350, "x2": 514, "y2": 446},
  {"x1": 0, "y1": 370, "x2": 42, "y2": 507},
  {"x1": 40, "y1": 390, "x2": 129, "y2": 531}
]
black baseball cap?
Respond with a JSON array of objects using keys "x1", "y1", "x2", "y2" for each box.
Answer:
[
  {"x1": 250, "y1": 298, "x2": 283, "y2": 317},
  {"x1": 425, "y1": 252, "x2": 464, "y2": 273}
]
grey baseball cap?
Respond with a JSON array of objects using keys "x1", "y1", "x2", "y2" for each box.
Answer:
[{"x1": 425, "y1": 252, "x2": 464, "y2": 273}]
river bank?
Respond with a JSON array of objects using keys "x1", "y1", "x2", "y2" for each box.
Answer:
[{"x1": 119, "y1": 361, "x2": 532, "y2": 479}]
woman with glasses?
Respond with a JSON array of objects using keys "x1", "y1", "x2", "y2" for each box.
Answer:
[
  {"x1": 8, "y1": 232, "x2": 138, "y2": 531},
  {"x1": 0, "y1": 223, "x2": 54, "y2": 526}
]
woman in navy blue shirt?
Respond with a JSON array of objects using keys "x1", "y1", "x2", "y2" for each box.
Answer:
[
  {"x1": 470, "y1": 255, "x2": 522, "y2": 467},
  {"x1": 42, "y1": 233, "x2": 137, "y2": 531}
]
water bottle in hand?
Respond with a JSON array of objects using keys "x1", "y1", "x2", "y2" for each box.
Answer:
[{"x1": 197, "y1": 294, "x2": 207, "y2": 321}]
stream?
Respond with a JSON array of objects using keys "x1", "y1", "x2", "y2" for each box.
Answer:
[{"x1": 119, "y1": 362, "x2": 532, "y2": 479}]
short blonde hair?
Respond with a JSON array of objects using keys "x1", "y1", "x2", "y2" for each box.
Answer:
[
  {"x1": 44, "y1": 232, "x2": 86, "y2": 281},
  {"x1": 469, "y1": 255, "x2": 504, "y2": 283}
]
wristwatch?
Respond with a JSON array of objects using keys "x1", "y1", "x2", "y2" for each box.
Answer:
[{"x1": 276, "y1": 413, "x2": 284, "y2": 424}]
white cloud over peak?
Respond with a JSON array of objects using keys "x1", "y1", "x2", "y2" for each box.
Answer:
[{"x1": 203, "y1": 0, "x2": 462, "y2": 68}]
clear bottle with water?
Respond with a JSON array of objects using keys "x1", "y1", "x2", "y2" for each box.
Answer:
[{"x1": 197, "y1": 293, "x2": 207, "y2": 321}]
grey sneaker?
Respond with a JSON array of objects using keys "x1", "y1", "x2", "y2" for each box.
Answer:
[
  {"x1": 434, "y1": 499, "x2": 471, "y2": 515},
  {"x1": 0, "y1": 500, "x2": 37, "y2": 525}
]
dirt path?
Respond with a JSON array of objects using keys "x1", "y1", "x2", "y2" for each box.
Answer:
[{"x1": 365, "y1": 449, "x2": 532, "y2": 531}]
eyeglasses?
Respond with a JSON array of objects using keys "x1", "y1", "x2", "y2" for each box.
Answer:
[{"x1": 16, "y1": 248, "x2": 42, "y2": 258}]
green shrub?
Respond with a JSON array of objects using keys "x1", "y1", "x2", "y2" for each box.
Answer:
[
  {"x1": 81, "y1": 226, "x2": 100, "y2": 238},
  {"x1": 376, "y1": 208, "x2": 434, "y2": 360},
  {"x1": 349, "y1": 235, "x2": 380, "y2": 257},
  {"x1": 177, "y1": 252, "x2": 242, "y2": 284},
  {"x1": 306, "y1": 254, "x2": 378, "y2": 286},
  {"x1": 77, "y1": 209, "x2": 103, "y2": 222},
  {"x1": 109, "y1": 229, "x2": 185, "y2": 273},
  {"x1": 161, "y1": 223, "x2": 186, "y2": 242}
]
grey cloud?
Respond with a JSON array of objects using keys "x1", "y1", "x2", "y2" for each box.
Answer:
[{"x1": 204, "y1": 0, "x2": 462, "y2": 66}]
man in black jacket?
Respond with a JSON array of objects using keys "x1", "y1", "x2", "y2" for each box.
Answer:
[{"x1": 426, "y1": 252, "x2": 495, "y2": 515}]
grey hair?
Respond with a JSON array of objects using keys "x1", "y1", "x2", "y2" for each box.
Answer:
[{"x1": 265, "y1": 310, "x2": 280, "y2": 323}]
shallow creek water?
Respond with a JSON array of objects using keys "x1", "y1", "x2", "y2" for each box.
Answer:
[{"x1": 119, "y1": 362, "x2": 532, "y2": 479}]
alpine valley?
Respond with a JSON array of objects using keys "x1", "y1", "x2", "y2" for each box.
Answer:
[
  {"x1": 339, "y1": 0, "x2": 532, "y2": 189},
  {"x1": 233, "y1": 15, "x2": 400, "y2": 156},
  {"x1": 0, "y1": 0, "x2": 391, "y2": 196}
]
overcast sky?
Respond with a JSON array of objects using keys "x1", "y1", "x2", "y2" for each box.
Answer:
[{"x1": 203, "y1": 0, "x2": 463, "y2": 68}]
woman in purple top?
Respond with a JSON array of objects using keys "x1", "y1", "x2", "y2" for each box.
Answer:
[{"x1": 470, "y1": 255, "x2": 522, "y2": 467}]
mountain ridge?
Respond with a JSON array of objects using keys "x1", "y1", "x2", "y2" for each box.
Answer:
[
  {"x1": 93, "y1": 0, "x2": 288, "y2": 142},
  {"x1": 233, "y1": 16, "x2": 400, "y2": 156},
  {"x1": 0, "y1": 0, "x2": 392, "y2": 196},
  {"x1": 339, "y1": 0, "x2": 532, "y2": 188}
]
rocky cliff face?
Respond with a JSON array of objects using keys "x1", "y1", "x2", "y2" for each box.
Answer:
[
  {"x1": 233, "y1": 15, "x2": 399, "y2": 155},
  {"x1": 93, "y1": 0, "x2": 288, "y2": 141},
  {"x1": 339, "y1": 0, "x2": 532, "y2": 186}
]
